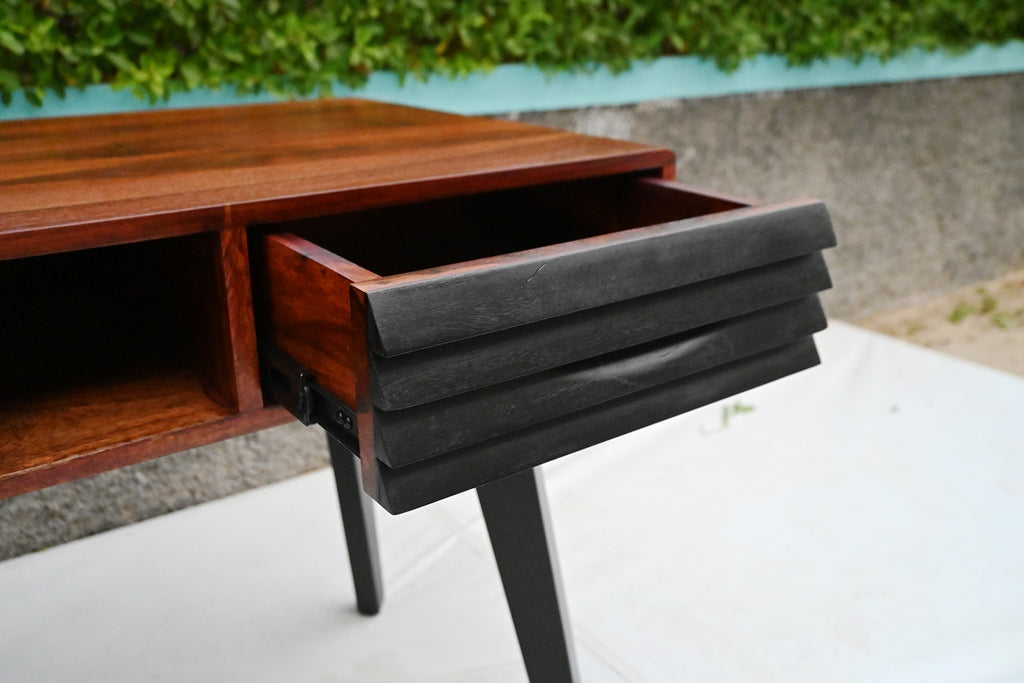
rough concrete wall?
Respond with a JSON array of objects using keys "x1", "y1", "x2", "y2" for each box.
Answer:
[
  {"x1": 516, "y1": 73, "x2": 1024, "y2": 319},
  {"x1": 2, "y1": 74, "x2": 1021, "y2": 560}
]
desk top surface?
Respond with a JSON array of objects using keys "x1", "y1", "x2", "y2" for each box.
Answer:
[{"x1": 0, "y1": 99, "x2": 673, "y2": 259}]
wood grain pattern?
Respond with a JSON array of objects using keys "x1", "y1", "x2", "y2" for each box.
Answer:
[
  {"x1": 218, "y1": 214, "x2": 264, "y2": 412},
  {"x1": 0, "y1": 99, "x2": 674, "y2": 260},
  {"x1": 0, "y1": 369, "x2": 292, "y2": 499},
  {"x1": 252, "y1": 232, "x2": 377, "y2": 407},
  {"x1": 177, "y1": 231, "x2": 239, "y2": 410}
]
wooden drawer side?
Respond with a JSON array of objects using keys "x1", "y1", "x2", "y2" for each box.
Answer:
[{"x1": 251, "y1": 233, "x2": 376, "y2": 408}]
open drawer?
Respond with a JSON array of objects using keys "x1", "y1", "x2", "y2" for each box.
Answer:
[{"x1": 252, "y1": 174, "x2": 836, "y2": 513}]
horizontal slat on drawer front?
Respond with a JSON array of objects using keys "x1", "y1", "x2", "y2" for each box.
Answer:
[
  {"x1": 373, "y1": 296, "x2": 826, "y2": 468},
  {"x1": 356, "y1": 200, "x2": 835, "y2": 357},
  {"x1": 366, "y1": 338, "x2": 820, "y2": 514},
  {"x1": 370, "y1": 252, "x2": 831, "y2": 410}
]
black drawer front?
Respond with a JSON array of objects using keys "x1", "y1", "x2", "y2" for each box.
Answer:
[
  {"x1": 368, "y1": 338, "x2": 822, "y2": 514},
  {"x1": 373, "y1": 296, "x2": 826, "y2": 468},
  {"x1": 356, "y1": 199, "x2": 833, "y2": 358},
  {"x1": 355, "y1": 198, "x2": 835, "y2": 512},
  {"x1": 369, "y1": 252, "x2": 831, "y2": 411}
]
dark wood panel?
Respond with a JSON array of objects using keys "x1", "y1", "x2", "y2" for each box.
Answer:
[
  {"x1": 370, "y1": 253, "x2": 832, "y2": 409},
  {"x1": 373, "y1": 297, "x2": 827, "y2": 467},
  {"x1": 0, "y1": 236, "x2": 221, "y2": 401},
  {"x1": 283, "y1": 174, "x2": 641, "y2": 278},
  {"x1": 365, "y1": 338, "x2": 822, "y2": 514},
  {"x1": 621, "y1": 177, "x2": 753, "y2": 226},
  {"x1": 357, "y1": 199, "x2": 835, "y2": 357}
]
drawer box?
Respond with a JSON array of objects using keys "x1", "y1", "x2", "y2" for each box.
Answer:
[{"x1": 252, "y1": 174, "x2": 835, "y2": 513}]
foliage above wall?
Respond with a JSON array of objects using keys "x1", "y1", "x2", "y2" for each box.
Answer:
[{"x1": 2, "y1": 0, "x2": 1022, "y2": 106}]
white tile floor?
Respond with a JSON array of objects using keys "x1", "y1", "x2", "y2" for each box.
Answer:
[{"x1": 2, "y1": 321, "x2": 1023, "y2": 682}]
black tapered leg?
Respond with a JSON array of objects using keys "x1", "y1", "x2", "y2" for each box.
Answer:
[
  {"x1": 327, "y1": 433, "x2": 383, "y2": 616},
  {"x1": 477, "y1": 468, "x2": 580, "y2": 682}
]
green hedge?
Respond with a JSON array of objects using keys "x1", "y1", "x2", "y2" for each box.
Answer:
[{"x1": 2, "y1": 0, "x2": 1022, "y2": 106}]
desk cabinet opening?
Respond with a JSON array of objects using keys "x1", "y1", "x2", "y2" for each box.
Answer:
[{"x1": 0, "y1": 234, "x2": 237, "y2": 485}]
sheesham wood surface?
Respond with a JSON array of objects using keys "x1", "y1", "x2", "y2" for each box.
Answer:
[
  {"x1": 0, "y1": 99, "x2": 674, "y2": 261},
  {"x1": 254, "y1": 232, "x2": 377, "y2": 408},
  {"x1": 215, "y1": 221, "x2": 265, "y2": 412},
  {"x1": 0, "y1": 369, "x2": 292, "y2": 498}
]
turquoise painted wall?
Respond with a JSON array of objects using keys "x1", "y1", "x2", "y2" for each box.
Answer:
[{"x1": 2, "y1": 41, "x2": 1023, "y2": 121}]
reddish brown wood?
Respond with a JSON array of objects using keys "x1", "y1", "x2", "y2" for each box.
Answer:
[
  {"x1": 170, "y1": 231, "x2": 238, "y2": 410},
  {"x1": 0, "y1": 370, "x2": 292, "y2": 499},
  {"x1": 0, "y1": 99, "x2": 674, "y2": 261},
  {"x1": 218, "y1": 213, "x2": 264, "y2": 412},
  {"x1": 253, "y1": 233, "x2": 377, "y2": 407}
]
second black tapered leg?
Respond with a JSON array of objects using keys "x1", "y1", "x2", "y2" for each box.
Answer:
[
  {"x1": 478, "y1": 468, "x2": 580, "y2": 682},
  {"x1": 327, "y1": 433, "x2": 383, "y2": 615}
]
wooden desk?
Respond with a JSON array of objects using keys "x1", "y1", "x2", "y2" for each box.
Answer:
[{"x1": 0, "y1": 100, "x2": 834, "y2": 680}]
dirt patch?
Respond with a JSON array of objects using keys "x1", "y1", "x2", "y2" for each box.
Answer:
[{"x1": 855, "y1": 269, "x2": 1024, "y2": 377}]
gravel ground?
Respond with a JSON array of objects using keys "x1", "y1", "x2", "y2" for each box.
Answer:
[{"x1": 857, "y1": 269, "x2": 1024, "y2": 377}]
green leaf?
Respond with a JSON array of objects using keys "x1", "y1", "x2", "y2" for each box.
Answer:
[
  {"x1": 0, "y1": 68, "x2": 21, "y2": 95},
  {"x1": 180, "y1": 61, "x2": 203, "y2": 90},
  {"x1": 0, "y1": 30, "x2": 25, "y2": 56},
  {"x1": 106, "y1": 52, "x2": 137, "y2": 74}
]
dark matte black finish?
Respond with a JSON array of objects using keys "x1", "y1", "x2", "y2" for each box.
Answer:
[
  {"x1": 370, "y1": 337, "x2": 820, "y2": 513},
  {"x1": 327, "y1": 433, "x2": 384, "y2": 615},
  {"x1": 478, "y1": 468, "x2": 580, "y2": 683},
  {"x1": 260, "y1": 177, "x2": 835, "y2": 516},
  {"x1": 373, "y1": 296, "x2": 827, "y2": 467},
  {"x1": 369, "y1": 252, "x2": 832, "y2": 410},
  {"x1": 359, "y1": 200, "x2": 834, "y2": 357}
]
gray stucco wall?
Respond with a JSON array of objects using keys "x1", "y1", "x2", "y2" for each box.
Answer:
[
  {"x1": 517, "y1": 74, "x2": 1024, "y2": 319},
  {"x1": 2, "y1": 74, "x2": 1022, "y2": 560}
]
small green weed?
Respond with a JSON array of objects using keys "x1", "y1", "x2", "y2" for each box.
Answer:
[
  {"x1": 949, "y1": 290, "x2": 1020, "y2": 330},
  {"x1": 721, "y1": 401, "x2": 755, "y2": 428},
  {"x1": 949, "y1": 303, "x2": 975, "y2": 324}
]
